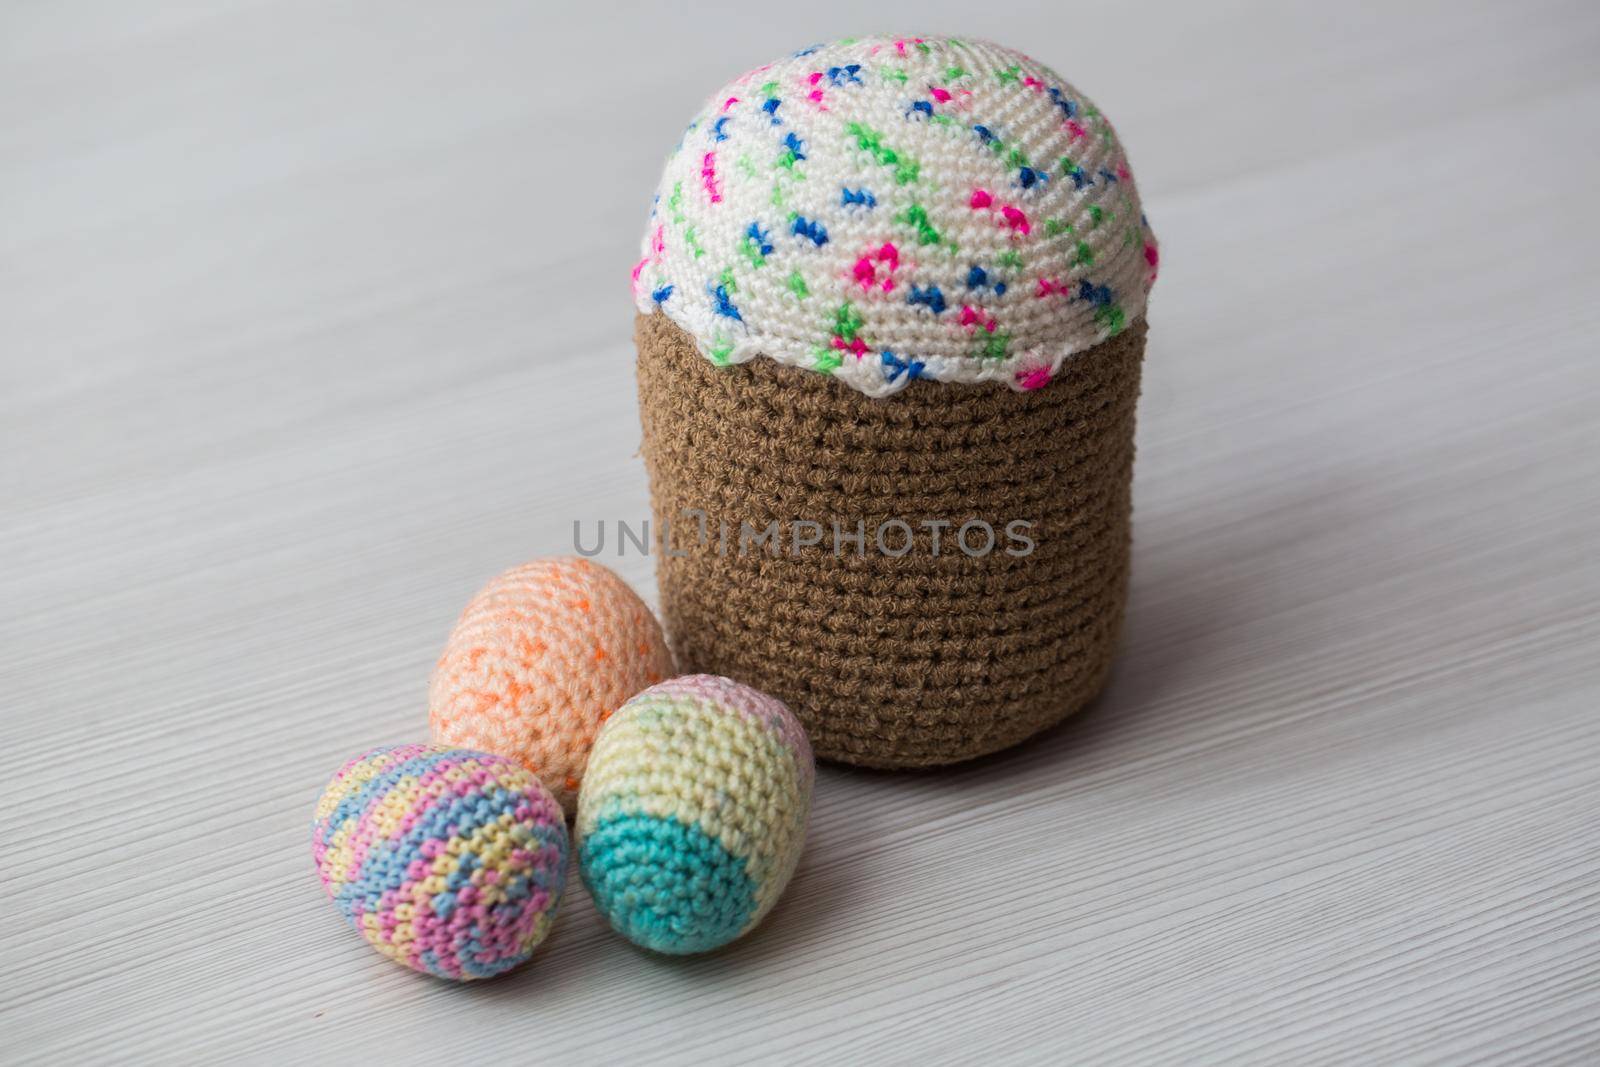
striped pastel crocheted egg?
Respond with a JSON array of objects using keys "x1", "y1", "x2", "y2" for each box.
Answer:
[
  {"x1": 576, "y1": 675, "x2": 814, "y2": 954},
  {"x1": 429, "y1": 557, "x2": 674, "y2": 815},
  {"x1": 632, "y1": 34, "x2": 1158, "y2": 397},
  {"x1": 310, "y1": 744, "x2": 568, "y2": 980}
]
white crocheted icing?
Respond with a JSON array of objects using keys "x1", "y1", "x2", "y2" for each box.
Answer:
[{"x1": 632, "y1": 35, "x2": 1158, "y2": 398}]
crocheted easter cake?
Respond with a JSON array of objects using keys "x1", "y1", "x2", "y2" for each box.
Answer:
[{"x1": 633, "y1": 35, "x2": 1158, "y2": 767}]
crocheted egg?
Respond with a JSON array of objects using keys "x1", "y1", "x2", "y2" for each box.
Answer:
[
  {"x1": 310, "y1": 744, "x2": 568, "y2": 980},
  {"x1": 429, "y1": 557, "x2": 674, "y2": 814},
  {"x1": 576, "y1": 675, "x2": 814, "y2": 954}
]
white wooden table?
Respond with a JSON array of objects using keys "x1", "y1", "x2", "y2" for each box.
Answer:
[{"x1": 4, "y1": 2, "x2": 1597, "y2": 1062}]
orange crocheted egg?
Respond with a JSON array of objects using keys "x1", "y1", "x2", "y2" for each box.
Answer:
[{"x1": 429, "y1": 558, "x2": 674, "y2": 814}]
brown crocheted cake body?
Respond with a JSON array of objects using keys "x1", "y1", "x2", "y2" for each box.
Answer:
[{"x1": 636, "y1": 312, "x2": 1145, "y2": 767}]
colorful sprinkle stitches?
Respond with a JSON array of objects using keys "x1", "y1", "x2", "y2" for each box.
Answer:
[
  {"x1": 311, "y1": 744, "x2": 568, "y2": 980},
  {"x1": 576, "y1": 675, "x2": 814, "y2": 954},
  {"x1": 632, "y1": 35, "x2": 1158, "y2": 397}
]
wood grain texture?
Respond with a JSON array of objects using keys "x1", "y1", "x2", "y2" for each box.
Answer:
[{"x1": 2, "y1": 1, "x2": 1598, "y2": 1063}]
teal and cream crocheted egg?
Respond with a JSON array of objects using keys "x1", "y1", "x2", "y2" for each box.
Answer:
[{"x1": 575, "y1": 675, "x2": 814, "y2": 953}]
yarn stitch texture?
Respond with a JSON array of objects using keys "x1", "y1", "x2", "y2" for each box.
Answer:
[
  {"x1": 637, "y1": 312, "x2": 1144, "y2": 766},
  {"x1": 632, "y1": 35, "x2": 1158, "y2": 397},
  {"x1": 310, "y1": 744, "x2": 568, "y2": 980},
  {"x1": 429, "y1": 557, "x2": 674, "y2": 815},
  {"x1": 576, "y1": 675, "x2": 814, "y2": 954}
]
